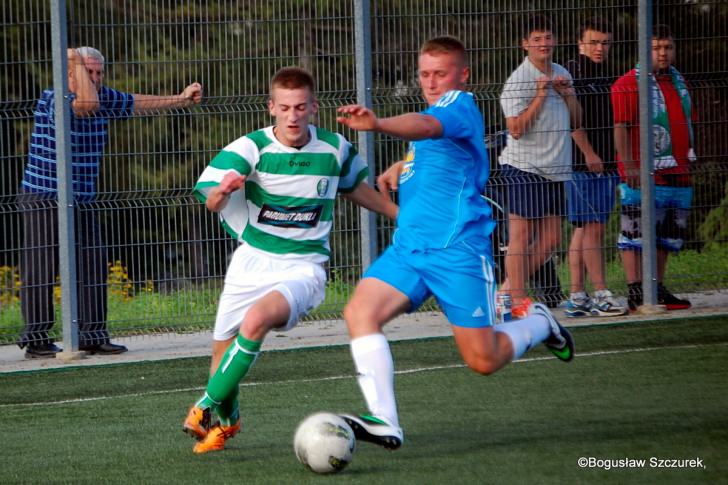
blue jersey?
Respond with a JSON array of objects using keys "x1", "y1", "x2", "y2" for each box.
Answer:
[{"x1": 394, "y1": 90, "x2": 494, "y2": 250}]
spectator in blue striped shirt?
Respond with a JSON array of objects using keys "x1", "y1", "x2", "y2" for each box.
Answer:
[{"x1": 18, "y1": 46, "x2": 202, "y2": 359}]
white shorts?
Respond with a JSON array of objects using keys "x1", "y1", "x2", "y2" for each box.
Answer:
[{"x1": 213, "y1": 243, "x2": 327, "y2": 341}]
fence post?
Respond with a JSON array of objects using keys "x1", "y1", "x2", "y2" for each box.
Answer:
[
  {"x1": 637, "y1": 0, "x2": 660, "y2": 308},
  {"x1": 51, "y1": 0, "x2": 82, "y2": 359},
  {"x1": 353, "y1": 0, "x2": 377, "y2": 271}
]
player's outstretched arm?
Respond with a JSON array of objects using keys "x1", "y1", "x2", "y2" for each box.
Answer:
[
  {"x1": 343, "y1": 182, "x2": 398, "y2": 220},
  {"x1": 132, "y1": 82, "x2": 203, "y2": 114},
  {"x1": 337, "y1": 105, "x2": 442, "y2": 141},
  {"x1": 336, "y1": 104, "x2": 380, "y2": 131},
  {"x1": 206, "y1": 172, "x2": 245, "y2": 213}
]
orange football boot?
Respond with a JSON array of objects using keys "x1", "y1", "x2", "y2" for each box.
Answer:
[{"x1": 193, "y1": 421, "x2": 241, "y2": 454}]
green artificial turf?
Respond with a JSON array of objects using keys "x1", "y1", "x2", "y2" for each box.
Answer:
[{"x1": 1, "y1": 316, "x2": 726, "y2": 484}]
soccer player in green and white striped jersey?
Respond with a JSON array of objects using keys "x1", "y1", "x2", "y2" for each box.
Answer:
[{"x1": 183, "y1": 67, "x2": 398, "y2": 454}]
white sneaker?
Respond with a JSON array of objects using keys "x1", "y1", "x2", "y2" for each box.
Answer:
[{"x1": 590, "y1": 289, "x2": 628, "y2": 317}]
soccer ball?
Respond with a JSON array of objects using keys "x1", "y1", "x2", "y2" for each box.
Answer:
[{"x1": 293, "y1": 412, "x2": 356, "y2": 474}]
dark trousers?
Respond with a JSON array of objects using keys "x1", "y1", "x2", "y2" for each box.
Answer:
[{"x1": 17, "y1": 193, "x2": 109, "y2": 347}]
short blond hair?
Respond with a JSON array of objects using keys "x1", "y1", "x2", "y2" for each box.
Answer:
[{"x1": 420, "y1": 36, "x2": 467, "y2": 65}]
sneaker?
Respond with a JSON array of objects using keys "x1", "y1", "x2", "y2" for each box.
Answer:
[
  {"x1": 565, "y1": 293, "x2": 591, "y2": 318},
  {"x1": 24, "y1": 342, "x2": 62, "y2": 359},
  {"x1": 657, "y1": 284, "x2": 691, "y2": 310},
  {"x1": 589, "y1": 290, "x2": 628, "y2": 317},
  {"x1": 193, "y1": 421, "x2": 241, "y2": 454},
  {"x1": 340, "y1": 414, "x2": 403, "y2": 450},
  {"x1": 627, "y1": 282, "x2": 643, "y2": 311},
  {"x1": 183, "y1": 406, "x2": 213, "y2": 441},
  {"x1": 511, "y1": 297, "x2": 534, "y2": 319},
  {"x1": 529, "y1": 302, "x2": 575, "y2": 362}
]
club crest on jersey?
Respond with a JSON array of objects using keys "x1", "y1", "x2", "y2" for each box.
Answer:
[
  {"x1": 317, "y1": 178, "x2": 329, "y2": 197},
  {"x1": 400, "y1": 145, "x2": 415, "y2": 184},
  {"x1": 258, "y1": 203, "x2": 323, "y2": 228}
]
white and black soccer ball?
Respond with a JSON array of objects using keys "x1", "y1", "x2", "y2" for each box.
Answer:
[{"x1": 293, "y1": 412, "x2": 356, "y2": 474}]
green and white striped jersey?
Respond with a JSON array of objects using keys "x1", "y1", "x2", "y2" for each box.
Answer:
[{"x1": 193, "y1": 125, "x2": 368, "y2": 263}]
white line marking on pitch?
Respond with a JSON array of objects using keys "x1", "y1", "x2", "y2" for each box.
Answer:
[{"x1": 2, "y1": 342, "x2": 725, "y2": 408}]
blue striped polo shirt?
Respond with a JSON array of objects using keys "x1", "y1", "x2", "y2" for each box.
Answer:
[{"x1": 22, "y1": 86, "x2": 134, "y2": 202}]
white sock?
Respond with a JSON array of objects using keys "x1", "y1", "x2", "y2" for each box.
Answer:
[
  {"x1": 494, "y1": 316, "x2": 551, "y2": 360},
  {"x1": 350, "y1": 333, "x2": 399, "y2": 427}
]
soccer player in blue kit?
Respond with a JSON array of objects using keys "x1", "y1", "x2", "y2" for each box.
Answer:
[{"x1": 335, "y1": 36, "x2": 575, "y2": 449}]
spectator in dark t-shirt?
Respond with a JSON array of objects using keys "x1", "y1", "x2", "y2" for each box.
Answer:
[{"x1": 563, "y1": 17, "x2": 627, "y2": 318}]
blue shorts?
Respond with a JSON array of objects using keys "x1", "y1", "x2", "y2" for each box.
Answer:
[
  {"x1": 566, "y1": 171, "x2": 619, "y2": 226},
  {"x1": 501, "y1": 164, "x2": 565, "y2": 219},
  {"x1": 617, "y1": 183, "x2": 693, "y2": 252},
  {"x1": 364, "y1": 239, "x2": 497, "y2": 328}
]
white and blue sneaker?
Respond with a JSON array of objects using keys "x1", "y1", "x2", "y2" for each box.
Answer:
[
  {"x1": 590, "y1": 289, "x2": 628, "y2": 317},
  {"x1": 340, "y1": 414, "x2": 403, "y2": 450},
  {"x1": 565, "y1": 292, "x2": 591, "y2": 318}
]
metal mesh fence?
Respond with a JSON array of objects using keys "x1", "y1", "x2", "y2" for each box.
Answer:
[{"x1": 1, "y1": 1, "x2": 726, "y2": 346}]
